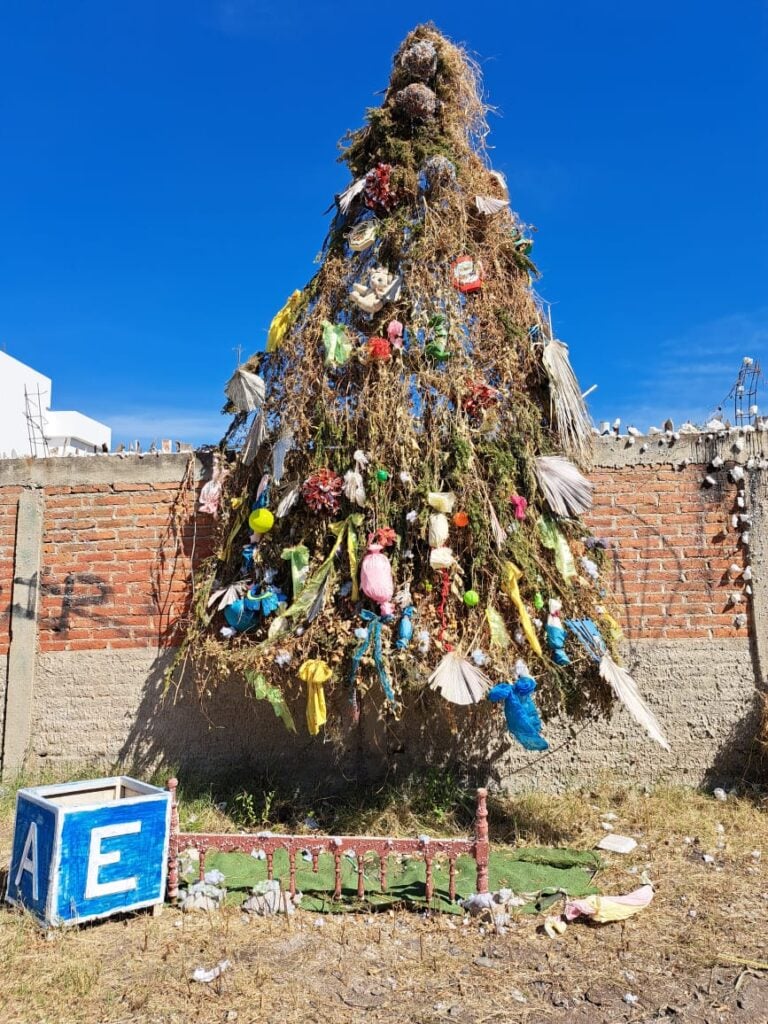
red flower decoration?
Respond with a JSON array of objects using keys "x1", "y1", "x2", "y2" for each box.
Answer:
[
  {"x1": 302, "y1": 469, "x2": 344, "y2": 513},
  {"x1": 368, "y1": 336, "x2": 391, "y2": 360},
  {"x1": 462, "y1": 379, "x2": 500, "y2": 419},
  {"x1": 364, "y1": 163, "x2": 398, "y2": 213},
  {"x1": 371, "y1": 526, "x2": 397, "y2": 548}
]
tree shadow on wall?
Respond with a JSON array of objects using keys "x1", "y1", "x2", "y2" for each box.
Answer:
[{"x1": 114, "y1": 652, "x2": 517, "y2": 799}]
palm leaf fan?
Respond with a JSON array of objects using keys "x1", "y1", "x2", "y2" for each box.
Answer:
[
  {"x1": 429, "y1": 652, "x2": 491, "y2": 705},
  {"x1": 225, "y1": 368, "x2": 266, "y2": 413},
  {"x1": 475, "y1": 195, "x2": 509, "y2": 216},
  {"x1": 535, "y1": 455, "x2": 593, "y2": 517},
  {"x1": 541, "y1": 339, "x2": 593, "y2": 465}
]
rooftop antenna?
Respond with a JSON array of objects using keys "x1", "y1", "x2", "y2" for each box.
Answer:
[
  {"x1": 24, "y1": 384, "x2": 50, "y2": 457},
  {"x1": 724, "y1": 357, "x2": 763, "y2": 427}
]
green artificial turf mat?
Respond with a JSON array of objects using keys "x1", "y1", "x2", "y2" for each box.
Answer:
[{"x1": 184, "y1": 845, "x2": 600, "y2": 915}]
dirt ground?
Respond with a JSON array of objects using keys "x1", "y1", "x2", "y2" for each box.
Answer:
[{"x1": 1, "y1": 783, "x2": 767, "y2": 1024}]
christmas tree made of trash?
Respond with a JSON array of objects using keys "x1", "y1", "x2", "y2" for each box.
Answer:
[{"x1": 185, "y1": 24, "x2": 669, "y2": 754}]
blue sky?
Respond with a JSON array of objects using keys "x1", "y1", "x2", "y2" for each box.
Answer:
[{"x1": 1, "y1": 1, "x2": 766, "y2": 446}]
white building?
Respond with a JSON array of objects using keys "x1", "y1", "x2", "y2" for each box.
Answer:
[{"x1": 0, "y1": 351, "x2": 111, "y2": 457}]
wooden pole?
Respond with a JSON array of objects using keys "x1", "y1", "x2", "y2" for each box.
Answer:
[
  {"x1": 474, "y1": 788, "x2": 489, "y2": 894},
  {"x1": 166, "y1": 778, "x2": 180, "y2": 901}
]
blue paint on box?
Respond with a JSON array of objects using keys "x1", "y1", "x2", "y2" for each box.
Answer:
[
  {"x1": 4, "y1": 777, "x2": 171, "y2": 928},
  {"x1": 6, "y1": 794, "x2": 57, "y2": 919},
  {"x1": 56, "y1": 796, "x2": 169, "y2": 923}
]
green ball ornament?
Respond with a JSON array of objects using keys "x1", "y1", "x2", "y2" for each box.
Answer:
[
  {"x1": 463, "y1": 589, "x2": 480, "y2": 608},
  {"x1": 376, "y1": 469, "x2": 390, "y2": 482},
  {"x1": 248, "y1": 508, "x2": 275, "y2": 534}
]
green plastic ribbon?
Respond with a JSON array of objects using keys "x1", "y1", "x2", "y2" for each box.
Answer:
[
  {"x1": 281, "y1": 544, "x2": 310, "y2": 599},
  {"x1": 245, "y1": 670, "x2": 296, "y2": 733},
  {"x1": 322, "y1": 321, "x2": 353, "y2": 367},
  {"x1": 537, "y1": 516, "x2": 577, "y2": 582}
]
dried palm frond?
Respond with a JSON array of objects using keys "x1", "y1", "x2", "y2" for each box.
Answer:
[
  {"x1": 271, "y1": 430, "x2": 294, "y2": 483},
  {"x1": 337, "y1": 177, "x2": 365, "y2": 214},
  {"x1": 276, "y1": 486, "x2": 300, "y2": 518},
  {"x1": 535, "y1": 455, "x2": 593, "y2": 517},
  {"x1": 487, "y1": 500, "x2": 508, "y2": 549},
  {"x1": 429, "y1": 652, "x2": 490, "y2": 705},
  {"x1": 599, "y1": 655, "x2": 670, "y2": 751},
  {"x1": 565, "y1": 618, "x2": 669, "y2": 751},
  {"x1": 225, "y1": 369, "x2": 265, "y2": 412},
  {"x1": 208, "y1": 581, "x2": 247, "y2": 611},
  {"x1": 241, "y1": 411, "x2": 266, "y2": 466},
  {"x1": 541, "y1": 339, "x2": 593, "y2": 465}
]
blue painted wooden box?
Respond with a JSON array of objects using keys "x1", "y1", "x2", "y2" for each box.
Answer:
[{"x1": 5, "y1": 776, "x2": 170, "y2": 927}]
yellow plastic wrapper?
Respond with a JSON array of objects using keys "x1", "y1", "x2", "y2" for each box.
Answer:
[
  {"x1": 266, "y1": 290, "x2": 302, "y2": 352},
  {"x1": 501, "y1": 562, "x2": 543, "y2": 657},
  {"x1": 298, "y1": 659, "x2": 331, "y2": 735}
]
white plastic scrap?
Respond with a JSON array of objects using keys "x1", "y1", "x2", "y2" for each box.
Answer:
[
  {"x1": 596, "y1": 834, "x2": 637, "y2": 854},
  {"x1": 544, "y1": 914, "x2": 567, "y2": 938},
  {"x1": 460, "y1": 889, "x2": 525, "y2": 920},
  {"x1": 204, "y1": 869, "x2": 226, "y2": 885},
  {"x1": 192, "y1": 959, "x2": 231, "y2": 984}
]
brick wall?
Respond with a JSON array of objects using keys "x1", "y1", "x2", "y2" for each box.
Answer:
[
  {"x1": 0, "y1": 439, "x2": 764, "y2": 788},
  {"x1": 587, "y1": 464, "x2": 745, "y2": 642},
  {"x1": 36, "y1": 474, "x2": 213, "y2": 654}
]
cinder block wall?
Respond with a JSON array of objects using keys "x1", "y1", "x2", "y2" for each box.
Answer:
[{"x1": 0, "y1": 439, "x2": 765, "y2": 790}]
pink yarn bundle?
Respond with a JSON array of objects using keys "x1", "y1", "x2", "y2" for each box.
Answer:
[{"x1": 360, "y1": 543, "x2": 395, "y2": 617}]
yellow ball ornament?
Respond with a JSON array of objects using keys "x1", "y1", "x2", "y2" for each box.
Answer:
[{"x1": 248, "y1": 508, "x2": 275, "y2": 534}]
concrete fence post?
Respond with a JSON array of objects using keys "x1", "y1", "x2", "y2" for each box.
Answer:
[{"x1": 2, "y1": 488, "x2": 45, "y2": 778}]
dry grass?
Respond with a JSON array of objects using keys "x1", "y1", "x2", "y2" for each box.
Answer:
[{"x1": 1, "y1": 775, "x2": 767, "y2": 1023}]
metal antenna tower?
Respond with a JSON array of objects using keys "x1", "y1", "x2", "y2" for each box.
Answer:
[
  {"x1": 24, "y1": 384, "x2": 50, "y2": 457},
  {"x1": 726, "y1": 358, "x2": 763, "y2": 427}
]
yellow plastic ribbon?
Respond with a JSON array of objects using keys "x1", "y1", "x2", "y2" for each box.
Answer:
[
  {"x1": 266, "y1": 290, "x2": 302, "y2": 352},
  {"x1": 298, "y1": 659, "x2": 331, "y2": 736},
  {"x1": 501, "y1": 561, "x2": 543, "y2": 657}
]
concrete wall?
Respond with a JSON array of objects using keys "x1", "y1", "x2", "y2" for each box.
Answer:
[{"x1": 1, "y1": 437, "x2": 766, "y2": 791}]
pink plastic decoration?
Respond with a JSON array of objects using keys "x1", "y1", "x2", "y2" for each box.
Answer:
[
  {"x1": 360, "y1": 542, "x2": 395, "y2": 618},
  {"x1": 199, "y1": 460, "x2": 228, "y2": 516},
  {"x1": 387, "y1": 319, "x2": 404, "y2": 350},
  {"x1": 564, "y1": 884, "x2": 654, "y2": 923},
  {"x1": 509, "y1": 495, "x2": 528, "y2": 521}
]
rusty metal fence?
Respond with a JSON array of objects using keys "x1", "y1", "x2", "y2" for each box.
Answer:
[{"x1": 166, "y1": 779, "x2": 490, "y2": 903}]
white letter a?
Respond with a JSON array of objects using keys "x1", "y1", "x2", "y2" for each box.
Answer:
[{"x1": 14, "y1": 821, "x2": 39, "y2": 902}]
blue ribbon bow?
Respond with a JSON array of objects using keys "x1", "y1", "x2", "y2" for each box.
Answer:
[{"x1": 350, "y1": 610, "x2": 395, "y2": 704}]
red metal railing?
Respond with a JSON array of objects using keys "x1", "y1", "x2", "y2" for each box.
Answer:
[{"x1": 166, "y1": 779, "x2": 489, "y2": 903}]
